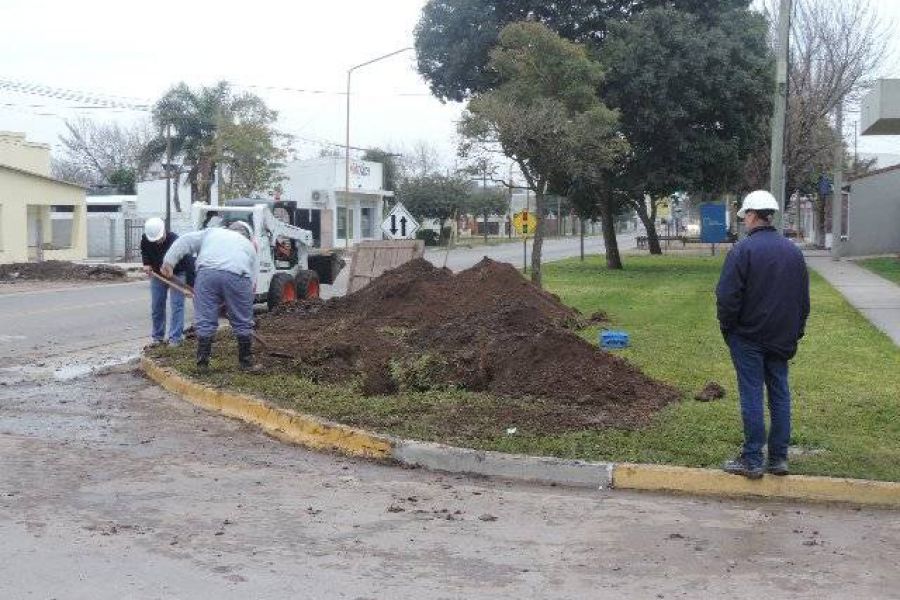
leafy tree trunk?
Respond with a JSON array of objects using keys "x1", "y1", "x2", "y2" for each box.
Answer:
[
  {"x1": 579, "y1": 219, "x2": 585, "y2": 261},
  {"x1": 599, "y1": 193, "x2": 623, "y2": 270},
  {"x1": 530, "y1": 188, "x2": 545, "y2": 286},
  {"x1": 815, "y1": 193, "x2": 827, "y2": 248},
  {"x1": 172, "y1": 171, "x2": 182, "y2": 212},
  {"x1": 633, "y1": 199, "x2": 662, "y2": 255}
]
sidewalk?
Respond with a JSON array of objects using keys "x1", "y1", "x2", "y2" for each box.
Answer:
[{"x1": 806, "y1": 254, "x2": 900, "y2": 346}]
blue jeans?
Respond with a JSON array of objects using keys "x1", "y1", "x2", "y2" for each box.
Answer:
[
  {"x1": 727, "y1": 333, "x2": 792, "y2": 467},
  {"x1": 193, "y1": 269, "x2": 254, "y2": 339},
  {"x1": 150, "y1": 273, "x2": 186, "y2": 343}
]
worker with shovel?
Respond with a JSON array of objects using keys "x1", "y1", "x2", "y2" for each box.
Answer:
[
  {"x1": 161, "y1": 221, "x2": 261, "y2": 373},
  {"x1": 141, "y1": 217, "x2": 195, "y2": 347}
]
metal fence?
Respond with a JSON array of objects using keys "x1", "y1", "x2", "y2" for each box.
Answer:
[{"x1": 124, "y1": 218, "x2": 145, "y2": 262}]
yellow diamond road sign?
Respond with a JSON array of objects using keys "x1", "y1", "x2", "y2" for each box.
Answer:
[{"x1": 513, "y1": 211, "x2": 537, "y2": 236}]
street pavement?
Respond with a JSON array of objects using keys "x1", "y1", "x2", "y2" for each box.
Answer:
[
  {"x1": 2, "y1": 367, "x2": 898, "y2": 599},
  {"x1": 806, "y1": 255, "x2": 900, "y2": 346},
  {"x1": 2, "y1": 235, "x2": 900, "y2": 598}
]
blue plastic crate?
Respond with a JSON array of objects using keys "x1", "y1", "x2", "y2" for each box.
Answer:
[{"x1": 599, "y1": 330, "x2": 630, "y2": 350}]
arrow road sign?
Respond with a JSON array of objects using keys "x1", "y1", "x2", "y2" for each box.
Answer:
[{"x1": 382, "y1": 203, "x2": 420, "y2": 240}]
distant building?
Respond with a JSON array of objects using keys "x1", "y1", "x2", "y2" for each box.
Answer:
[
  {"x1": 843, "y1": 164, "x2": 900, "y2": 256},
  {"x1": 0, "y1": 132, "x2": 87, "y2": 263},
  {"x1": 280, "y1": 157, "x2": 392, "y2": 249}
]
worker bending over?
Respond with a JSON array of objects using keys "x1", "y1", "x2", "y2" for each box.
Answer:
[
  {"x1": 141, "y1": 217, "x2": 195, "y2": 347},
  {"x1": 162, "y1": 221, "x2": 260, "y2": 372}
]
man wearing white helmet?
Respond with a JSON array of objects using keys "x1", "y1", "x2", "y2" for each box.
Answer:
[
  {"x1": 716, "y1": 190, "x2": 810, "y2": 479},
  {"x1": 140, "y1": 217, "x2": 195, "y2": 347},
  {"x1": 161, "y1": 220, "x2": 260, "y2": 372}
]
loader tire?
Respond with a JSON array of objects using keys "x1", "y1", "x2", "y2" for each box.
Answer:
[
  {"x1": 294, "y1": 270, "x2": 320, "y2": 300},
  {"x1": 268, "y1": 273, "x2": 297, "y2": 311}
]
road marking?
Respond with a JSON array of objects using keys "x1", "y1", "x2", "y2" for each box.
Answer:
[{"x1": 0, "y1": 297, "x2": 144, "y2": 319}]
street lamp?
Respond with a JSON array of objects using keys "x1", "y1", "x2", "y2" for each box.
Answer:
[{"x1": 344, "y1": 47, "x2": 413, "y2": 248}]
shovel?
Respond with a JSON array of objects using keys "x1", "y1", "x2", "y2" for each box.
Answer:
[{"x1": 149, "y1": 271, "x2": 292, "y2": 358}]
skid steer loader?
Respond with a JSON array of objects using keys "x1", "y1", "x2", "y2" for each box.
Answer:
[{"x1": 190, "y1": 199, "x2": 342, "y2": 310}]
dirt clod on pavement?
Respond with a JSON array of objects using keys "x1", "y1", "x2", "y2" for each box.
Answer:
[
  {"x1": 694, "y1": 381, "x2": 726, "y2": 402},
  {"x1": 256, "y1": 258, "x2": 680, "y2": 431},
  {"x1": 0, "y1": 261, "x2": 126, "y2": 282}
]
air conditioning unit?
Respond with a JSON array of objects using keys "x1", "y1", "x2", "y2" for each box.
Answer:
[{"x1": 311, "y1": 190, "x2": 329, "y2": 205}]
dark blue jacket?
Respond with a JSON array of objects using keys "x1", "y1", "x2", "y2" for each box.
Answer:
[{"x1": 716, "y1": 226, "x2": 810, "y2": 359}]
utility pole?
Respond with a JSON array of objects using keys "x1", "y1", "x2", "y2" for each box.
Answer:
[
  {"x1": 831, "y1": 98, "x2": 845, "y2": 260},
  {"x1": 164, "y1": 124, "x2": 172, "y2": 232},
  {"x1": 345, "y1": 47, "x2": 412, "y2": 250},
  {"x1": 769, "y1": 0, "x2": 792, "y2": 233}
]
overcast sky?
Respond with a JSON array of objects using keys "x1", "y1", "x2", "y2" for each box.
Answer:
[{"x1": 1, "y1": 0, "x2": 899, "y2": 168}]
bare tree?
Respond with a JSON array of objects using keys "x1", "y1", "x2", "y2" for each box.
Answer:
[
  {"x1": 52, "y1": 117, "x2": 153, "y2": 192},
  {"x1": 761, "y1": 0, "x2": 892, "y2": 245},
  {"x1": 399, "y1": 140, "x2": 444, "y2": 178}
]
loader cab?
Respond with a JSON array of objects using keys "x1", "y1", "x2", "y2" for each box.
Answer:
[{"x1": 221, "y1": 199, "x2": 302, "y2": 269}]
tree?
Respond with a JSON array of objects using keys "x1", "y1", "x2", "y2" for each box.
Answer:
[
  {"x1": 414, "y1": 0, "x2": 753, "y2": 102},
  {"x1": 145, "y1": 81, "x2": 283, "y2": 205},
  {"x1": 466, "y1": 186, "x2": 508, "y2": 242},
  {"x1": 601, "y1": 6, "x2": 772, "y2": 254},
  {"x1": 397, "y1": 174, "x2": 471, "y2": 244},
  {"x1": 566, "y1": 177, "x2": 601, "y2": 262},
  {"x1": 362, "y1": 147, "x2": 402, "y2": 191},
  {"x1": 460, "y1": 22, "x2": 627, "y2": 280},
  {"x1": 761, "y1": 0, "x2": 891, "y2": 247},
  {"x1": 52, "y1": 117, "x2": 152, "y2": 192}
]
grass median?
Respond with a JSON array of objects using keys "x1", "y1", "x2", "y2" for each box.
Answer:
[
  {"x1": 857, "y1": 256, "x2": 900, "y2": 285},
  {"x1": 149, "y1": 255, "x2": 900, "y2": 482}
]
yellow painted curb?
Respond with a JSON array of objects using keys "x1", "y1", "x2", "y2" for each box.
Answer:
[
  {"x1": 614, "y1": 463, "x2": 900, "y2": 508},
  {"x1": 141, "y1": 356, "x2": 393, "y2": 459}
]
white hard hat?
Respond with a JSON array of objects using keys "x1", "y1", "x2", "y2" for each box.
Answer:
[
  {"x1": 737, "y1": 190, "x2": 779, "y2": 218},
  {"x1": 228, "y1": 220, "x2": 253, "y2": 239},
  {"x1": 144, "y1": 217, "x2": 165, "y2": 242}
]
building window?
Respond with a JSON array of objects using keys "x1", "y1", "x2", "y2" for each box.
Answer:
[
  {"x1": 337, "y1": 206, "x2": 354, "y2": 240},
  {"x1": 361, "y1": 207, "x2": 374, "y2": 238}
]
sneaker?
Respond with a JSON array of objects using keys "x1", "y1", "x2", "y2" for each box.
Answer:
[
  {"x1": 766, "y1": 458, "x2": 789, "y2": 476},
  {"x1": 147, "y1": 339, "x2": 165, "y2": 349},
  {"x1": 723, "y1": 456, "x2": 765, "y2": 480},
  {"x1": 168, "y1": 338, "x2": 183, "y2": 348}
]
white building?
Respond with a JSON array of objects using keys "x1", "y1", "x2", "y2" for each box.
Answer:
[
  {"x1": 134, "y1": 178, "x2": 219, "y2": 234},
  {"x1": 280, "y1": 157, "x2": 392, "y2": 249}
]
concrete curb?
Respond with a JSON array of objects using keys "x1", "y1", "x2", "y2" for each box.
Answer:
[{"x1": 142, "y1": 356, "x2": 900, "y2": 507}]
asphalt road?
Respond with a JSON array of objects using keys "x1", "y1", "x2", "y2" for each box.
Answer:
[{"x1": 2, "y1": 367, "x2": 898, "y2": 599}]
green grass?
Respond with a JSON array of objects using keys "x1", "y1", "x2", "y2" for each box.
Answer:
[
  {"x1": 857, "y1": 256, "x2": 900, "y2": 285},
  {"x1": 151, "y1": 255, "x2": 900, "y2": 481}
]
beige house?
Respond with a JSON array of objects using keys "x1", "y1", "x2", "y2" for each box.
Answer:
[{"x1": 0, "y1": 132, "x2": 87, "y2": 263}]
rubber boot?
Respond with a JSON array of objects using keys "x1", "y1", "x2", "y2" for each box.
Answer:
[
  {"x1": 237, "y1": 336, "x2": 263, "y2": 373},
  {"x1": 196, "y1": 337, "x2": 213, "y2": 373}
]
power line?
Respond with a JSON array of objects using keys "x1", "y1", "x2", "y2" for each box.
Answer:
[{"x1": 0, "y1": 78, "x2": 150, "y2": 110}]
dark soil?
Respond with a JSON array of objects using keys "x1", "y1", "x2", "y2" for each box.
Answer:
[
  {"x1": 0, "y1": 261, "x2": 126, "y2": 282},
  {"x1": 255, "y1": 258, "x2": 680, "y2": 432},
  {"x1": 694, "y1": 381, "x2": 726, "y2": 402}
]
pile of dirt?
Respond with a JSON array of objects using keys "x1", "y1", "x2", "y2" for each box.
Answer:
[
  {"x1": 0, "y1": 261, "x2": 126, "y2": 282},
  {"x1": 256, "y1": 258, "x2": 680, "y2": 431}
]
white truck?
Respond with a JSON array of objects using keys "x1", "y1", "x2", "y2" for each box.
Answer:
[{"x1": 190, "y1": 198, "x2": 341, "y2": 310}]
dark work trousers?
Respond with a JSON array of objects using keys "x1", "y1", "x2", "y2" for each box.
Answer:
[
  {"x1": 193, "y1": 269, "x2": 254, "y2": 339},
  {"x1": 727, "y1": 333, "x2": 792, "y2": 468}
]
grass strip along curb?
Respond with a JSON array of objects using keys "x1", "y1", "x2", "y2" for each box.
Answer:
[{"x1": 142, "y1": 356, "x2": 900, "y2": 508}]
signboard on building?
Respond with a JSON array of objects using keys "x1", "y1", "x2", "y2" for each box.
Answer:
[
  {"x1": 381, "y1": 203, "x2": 419, "y2": 240},
  {"x1": 700, "y1": 204, "x2": 728, "y2": 243}
]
